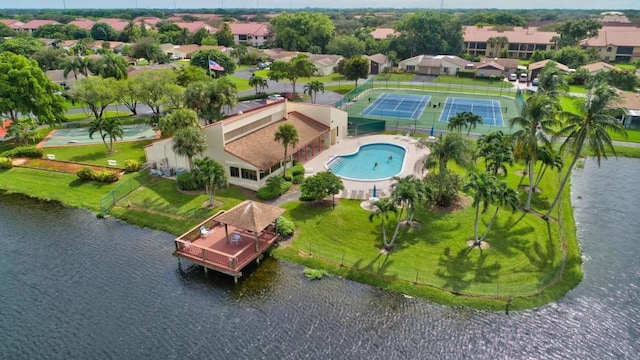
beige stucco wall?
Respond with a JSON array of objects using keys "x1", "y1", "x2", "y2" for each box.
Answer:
[{"x1": 144, "y1": 101, "x2": 348, "y2": 191}]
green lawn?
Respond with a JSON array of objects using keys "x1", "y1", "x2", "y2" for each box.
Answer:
[
  {"x1": 274, "y1": 156, "x2": 581, "y2": 310},
  {"x1": 615, "y1": 63, "x2": 636, "y2": 71},
  {"x1": 434, "y1": 76, "x2": 510, "y2": 88},
  {"x1": 64, "y1": 110, "x2": 131, "y2": 122},
  {"x1": 225, "y1": 75, "x2": 253, "y2": 92},
  {"x1": 568, "y1": 85, "x2": 587, "y2": 94},
  {"x1": 325, "y1": 84, "x2": 356, "y2": 94},
  {"x1": 44, "y1": 141, "x2": 151, "y2": 168}
]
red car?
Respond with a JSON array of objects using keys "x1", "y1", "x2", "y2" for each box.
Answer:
[{"x1": 280, "y1": 92, "x2": 294, "y2": 99}]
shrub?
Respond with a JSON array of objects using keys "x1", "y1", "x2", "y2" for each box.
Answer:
[
  {"x1": 257, "y1": 176, "x2": 292, "y2": 200},
  {"x1": 124, "y1": 160, "x2": 142, "y2": 173},
  {"x1": 76, "y1": 167, "x2": 95, "y2": 181},
  {"x1": 256, "y1": 186, "x2": 279, "y2": 200},
  {"x1": 177, "y1": 172, "x2": 197, "y2": 190},
  {"x1": 93, "y1": 170, "x2": 119, "y2": 182},
  {"x1": 290, "y1": 163, "x2": 305, "y2": 176},
  {"x1": 4, "y1": 146, "x2": 43, "y2": 158},
  {"x1": 276, "y1": 216, "x2": 295, "y2": 237},
  {"x1": 292, "y1": 174, "x2": 304, "y2": 184},
  {"x1": 0, "y1": 157, "x2": 12, "y2": 169},
  {"x1": 238, "y1": 93, "x2": 269, "y2": 101},
  {"x1": 303, "y1": 268, "x2": 327, "y2": 280}
]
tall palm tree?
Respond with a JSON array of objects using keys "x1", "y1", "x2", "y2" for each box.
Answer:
[
  {"x1": 537, "y1": 63, "x2": 569, "y2": 98},
  {"x1": 184, "y1": 79, "x2": 238, "y2": 124},
  {"x1": 543, "y1": 85, "x2": 626, "y2": 220},
  {"x1": 532, "y1": 145, "x2": 563, "y2": 191},
  {"x1": 91, "y1": 53, "x2": 128, "y2": 80},
  {"x1": 274, "y1": 123, "x2": 299, "y2": 176},
  {"x1": 416, "y1": 133, "x2": 471, "y2": 204},
  {"x1": 368, "y1": 198, "x2": 398, "y2": 251},
  {"x1": 391, "y1": 175, "x2": 427, "y2": 224},
  {"x1": 465, "y1": 112, "x2": 483, "y2": 136},
  {"x1": 62, "y1": 56, "x2": 90, "y2": 80},
  {"x1": 447, "y1": 112, "x2": 467, "y2": 134},
  {"x1": 480, "y1": 181, "x2": 520, "y2": 242},
  {"x1": 304, "y1": 80, "x2": 325, "y2": 104},
  {"x1": 509, "y1": 93, "x2": 560, "y2": 211},
  {"x1": 172, "y1": 126, "x2": 207, "y2": 171},
  {"x1": 248, "y1": 75, "x2": 268, "y2": 95},
  {"x1": 463, "y1": 172, "x2": 498, "y2": 248},
  {"x1": 192, "y1": 157, "x2": 228, "y2": 207}
]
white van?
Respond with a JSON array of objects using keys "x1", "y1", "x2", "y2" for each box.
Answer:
[{"x1": 520, "y1": 73, "x2": 528, "y2": 82}]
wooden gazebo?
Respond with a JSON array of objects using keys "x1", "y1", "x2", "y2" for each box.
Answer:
[{"x1": 213, "y1": 200, "x2": 285, "y2": 251}]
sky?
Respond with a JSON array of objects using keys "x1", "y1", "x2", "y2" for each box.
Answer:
[{"x1": 2, "y1": 0, "x2": 638, "y2": 10}]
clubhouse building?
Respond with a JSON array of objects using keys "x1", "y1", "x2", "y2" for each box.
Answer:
[{"x1": 144, "y1": 100, "x2": 348, "y2": 190}]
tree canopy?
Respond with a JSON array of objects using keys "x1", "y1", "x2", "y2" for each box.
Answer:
[
  {"x1": 0, "y1": 52, "x2": 66, "y2": 126},
  {"x1": 556, "y1": 19, "x2": 602, "y2": 47},
  {"x1": 300, "y1": 171, "x2": 344, "y2": 203},
  {"x1": 393, "y1": 11, "x2": 464, "y2": 58},
  {"x1": 270, "y1": 12, "x2": 335, "y2": 53},
  {"x1": 190, "y1": 49, "x2": 236, "y2": 77}
]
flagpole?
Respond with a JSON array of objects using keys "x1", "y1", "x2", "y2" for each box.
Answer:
[{"x1": 208, "y1": 56, "x2": 212, "y2": 77}]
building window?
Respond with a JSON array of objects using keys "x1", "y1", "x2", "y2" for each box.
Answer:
[
  {"x1": 241, "y1": 168, "x2": 257, "y2": 181},
  {"x1": 230, "y1": 166, "x2": 240, "y2": 178},
  {"x1": 477, "y1": 42, "x2": 486, "y2": 50},
  {"x1": 607, "y1": 47, "x2": 612, "y2": 52},
  {"x1": 238, "y1": 34, "x2": 247, "y2": 41},
  {"x1": 406, "y1": 65, "x2": 415, "y2": 71}
]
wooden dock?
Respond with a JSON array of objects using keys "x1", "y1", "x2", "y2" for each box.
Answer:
[{"x1": 173, "y1": 200, "x2": 284, "y2": 282}]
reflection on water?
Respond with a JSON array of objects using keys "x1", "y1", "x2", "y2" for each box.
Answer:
[{"x1": 0, "y1": 158, "x2": 638, "y2": 359}]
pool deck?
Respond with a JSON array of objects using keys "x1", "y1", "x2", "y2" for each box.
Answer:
[{"x1": 304, "y1": 134, "x2": 430, "y2": 199}]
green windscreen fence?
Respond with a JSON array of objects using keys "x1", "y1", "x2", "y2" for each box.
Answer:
[{"x1": 347, "y1": 116, "x2": 386, "y2": 136}]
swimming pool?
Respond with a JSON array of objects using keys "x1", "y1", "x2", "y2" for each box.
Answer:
[{"x1": 326, "y1": 143, "x2": 406, "y2": 181}]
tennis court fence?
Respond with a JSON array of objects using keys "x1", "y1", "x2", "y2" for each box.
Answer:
[
  {"x1": 347, "y1": 116, "x2": 386, "y2": 136},
  {"x1": 99, "y1": 169, "x2": 151, "y2": 215}
]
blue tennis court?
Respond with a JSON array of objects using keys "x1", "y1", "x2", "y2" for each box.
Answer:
[
  {"x1": 362, "y1": 93, "x2": 431, "y2": 120},
  {"x1": 439, "y1": 97, "x2": 505, "y2": 127}
]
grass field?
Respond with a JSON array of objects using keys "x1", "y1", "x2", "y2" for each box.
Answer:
[
  {"x1": 274, "y1": 154, "x2": 580, "y2": 310},
  {"x1": 43, "y1": 140, "x2": 152, "y2": 168},
  {"x1": 252, "y1": 69, "x2": 346, "y2": 84},
  {"x1": 225, "y1": 75, "x2": 253, "y2": 92},
  {"x1": 374, "y1": 73, "x2": 513, "y2": 89}
]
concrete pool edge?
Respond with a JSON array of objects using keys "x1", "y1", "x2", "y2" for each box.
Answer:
[{"x1": 324, "y1": 142, "x2": 408, "y2": 182}]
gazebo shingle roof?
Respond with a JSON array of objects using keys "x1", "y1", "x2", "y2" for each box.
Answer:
[{"x1": 213, "y1": 200, "x2": 285, "y2": 233}]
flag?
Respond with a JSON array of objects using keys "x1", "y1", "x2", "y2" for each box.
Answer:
[{"x1": 209, "y1": 60, "x2": 224, "y2": 71}]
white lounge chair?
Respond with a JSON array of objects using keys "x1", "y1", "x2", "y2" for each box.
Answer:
[
  {"x1": 231, "y1": 232, "x2": 241, "y2": 244},
  {"x1": 200, "y1": 226, "x2": 211, "y2": 237}
]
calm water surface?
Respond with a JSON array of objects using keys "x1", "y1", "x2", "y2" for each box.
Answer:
[{"x1": 1, "y1": 158, "x2": 639, "y2": 359}]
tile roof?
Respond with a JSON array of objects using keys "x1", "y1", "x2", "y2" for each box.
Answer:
[
  {"x1": 582, "y1": 26, "x2": 640, "y2": 47},
  {"x1": 580, "y1": 61, "x2": 617, "y2": 73},
  {"x1": 479, "y1": 57, "x2": 519, "y2": 69},
  {"x1": 0, "y1": 19, "x2": 25, "y2": 30},
  {"x1": 263, "y1": 48, "x2": 300, "y2": 61},
  {"x1": 228, "y1": 22, "x2": 270, "y2": 37},
  {"x1": 365, "y1": 53, "x2": 389, "y2": 65},
  {"x1": 68, "y1": 19, "x2": 95, "y2": 30},
  {"x1": 46, "y1": 69, "x2": 86, "y2": 83},
  {"x1": 96, "y1": 18, "x2": 130, "y2": 32},
  {"x1": 173, "y1": 21, "x2": 214, "y2": 33},
  {"x1": 370, "y1": 27, "x2": 397, "y2": 40},
  {"x1": 617, "y1": 91, "x2": 640, "y2": 111},
  {"x1": 224, "y1": 112, "x2": 329, "y2": 170},
  {"x1": 464, "y1": 26, "x2": 557, "y2": 45},
  {"x1": 528, "y1": 59, "x2": 571, "y2": 72},
  {"x1": 308, "y1": 54, "x2": 343, "y2": 67},
  {"x1": 22, "y1": 20, "x2": 59, "y2": 30},
  {"x1": 476, "y1": 61, "x2": 504, "y2": 71},
  {"x1": 212, "y1": 200, "x2": 285, "y2": 233},
  {"x1": 134, "y1": 16, "x2": 163, "y2": 26}
]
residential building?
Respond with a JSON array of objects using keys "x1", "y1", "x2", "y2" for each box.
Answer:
[
  {"x1": 370, "y1": 28, "x2": 397, "y2": 40},
  {"x1": 95, "y1": 18, "x2": 130, "y2": 32},
  {"x1": 144, "y1": 101, "x2": 348, "y2": 191},
  {"x1": 463, "y1": 26, "x2": 558, "y2": 59},
  {"x1": 474, "y1": 62, "x2": 505, "y2": 78},
  {"x1": 228, "y1": 22, "x2": 270, "y2": 47},
  {"x1": 364, "y1": 53, "x2": 391, "y2": 75},
  {"x1": 479, "y1": 57, "x2": 519, "y2": 75},
  {"x1": 0, "y1": 19, "x2": 25, "y2": 30},
  {"x1": 527, "y1": 60, "x2": 571, "y2": 79},
  {"x1": 581, "y1": 26, "x2": 640, "y2": 63},
  {"x1": 580, "y1": 61, "x2": 618, "y2": 75},
  {"x1": 67, "y1": 19, "x2": 95, "y2": 30},
  {"x1": 398, "y1": 55, "x2": 469, "y2": 76},
  {"x1": 263, "y1": 48, "x2": 299, "y2": 62},
  {"x1": 618, "y1": 91, "x2": 640, "y2": 129},
  {"x1": 21, "y1": 20, "x2": 59, "y2": 34},
  {"x1": 46, "y1": 69, "x2": 86, "y2": 89},
  {"x1": 173, "y1": 21, "x2": 215, "y2": 34},
  {"x1": 308, "y1": 54, "x2": 343, "y2": 76}
]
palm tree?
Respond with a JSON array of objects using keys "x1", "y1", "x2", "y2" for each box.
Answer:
[
  {"x1": 543, "y1": 85, "x2": 626, "y2": 220},
  {"x1": 537, "y1": 63, "x2": 569, "y2": 98},
  {"x1": 273, "y1": 123, "x2": 299, "y2": 176},
  {"x1": 476, "y1": 131, "x2": 514, "y2": 176},
  {"x1": 465, "y1": 112, "x2": 483, "y2": 136},
  {"x1": 509, "y1": 93, "x2": 560, "y2": 211},
  {"x1": 192, "y1": 157, "x2": 228, "y2": 207},
  {"x1": 368, "y1": 198, "x2": 398, "y2": 251},
  {"x1": 172, "y1": 126, "x2": 207, "y2": 171},
  {"x1": 159, "y1": 108, "x2": 200, "y2": 138},
  {"x1": 62, "y1": 56, "x2": 90, "y2": 80},
  {"x1": 480, "y1": 181, "x2": 520, "y2": 242},
  {"x1": 248, "y1": 75, "x2": 268, "y2": 95},
  {"x1": 88, "y1": 117, "x2": 123, "y2": 153},
  {"x1": 447, "y1": 112, "x2": 467, "y2": 134},
  {"x1": 391, "y1": 175, "x2": 427, "y2": 224},
  {"x1": 416, "y1": 133, "x2": 471, "y2": 204},
  {"x1": 304, "y1": 80, "x2": 325, "y2": 104},
  {"x1": 184, "y1": 79, "x2": 238, "y2": 124},
  {"x1": 463, "y1": 172, "x2": 498, "y2": 248},
  {"x1": 532, "y1": 146, "x2": 563, "y2": 191},
  {"x1": 90, "y1": 53, "x2": 128, "y2": 80}
]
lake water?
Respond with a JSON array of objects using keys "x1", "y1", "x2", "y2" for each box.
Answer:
[{"x1": 1, "y1": 158, "x2": 638, "y2": 359}]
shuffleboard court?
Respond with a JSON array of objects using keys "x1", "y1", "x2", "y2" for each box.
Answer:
[
  {"x1": 439, "y1": 97, "x2": 505, "y2": 127},
  {"x1": 362, "y1": 93, "x2": 431, "y2": 120},
  {"x1": 38, "y1": 124, "x2": 159, "y2": 148}
]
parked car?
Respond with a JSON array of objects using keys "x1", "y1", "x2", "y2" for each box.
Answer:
[
  {"x1": 267, "y1": 94, "x2": 284, "y2": 100},
  {"x1": 532, "y1": 78, "x2": 540, "y2": 86},
  {"x1": 508, "y1": 74, "x2": 517, "y2": 81},
  {"x1": 519, "y1": 73, "x2": 528, "y2": 82},
  {"x1": 280, "y1": 92, "x2": 294, "y2": 99}
]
